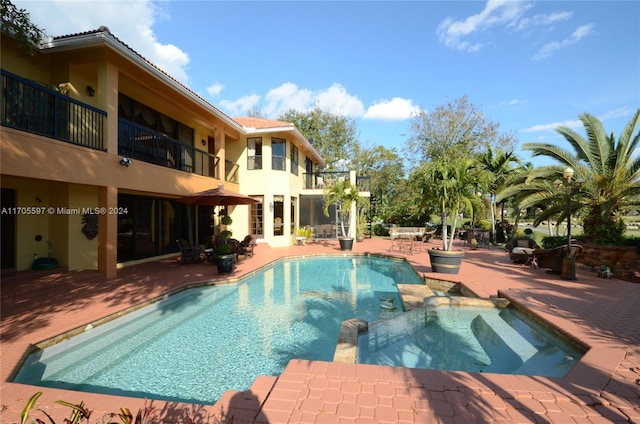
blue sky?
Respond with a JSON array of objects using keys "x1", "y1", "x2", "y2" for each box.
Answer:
[{"x1": 17, "y1": 1, "x2": 640, "y2": 166}]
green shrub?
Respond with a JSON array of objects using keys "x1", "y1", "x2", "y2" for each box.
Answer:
[
  {"x1": 20, "y1": 392, "x2": 165, "y2": 424},
  {"x1": 476, "y1": 220, "x2": 491, "y2": 230},
  {"x1": 295, "y1": 227, "x2": 313, "y2": 239},
  {"x1": 541, "y1": 236, "x2": 570, "y2": 249},
  {"x1": 373, "y1": 224, "x2": 389, "y2": 236}
]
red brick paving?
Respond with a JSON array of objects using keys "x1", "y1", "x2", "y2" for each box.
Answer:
[{"x1": 1, "y1": 237, "x2": 639, "y2": 423}]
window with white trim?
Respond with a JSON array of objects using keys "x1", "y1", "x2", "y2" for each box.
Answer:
[
  {"x1": 272, "y1": 138, "x2": 286, "y2": 171},
  {"x1": 247, "y1": 137, "x2": 263, "y2": 170}
]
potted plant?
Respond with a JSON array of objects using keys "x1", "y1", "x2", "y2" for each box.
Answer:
[
  {"x1": 418, "y1": 158, "x2": 483, "y2": 273},
  {"x1": 214, "y1": 214, "x2": 235, "y2": 274},
  {"x1": 295, "y1": 226, "x2": 313, "y2": 245},
  {"x1": 323, "y1": 179, "x2": 361, "y2": 251}
]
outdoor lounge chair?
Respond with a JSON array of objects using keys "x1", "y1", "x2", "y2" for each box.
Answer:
[
  {"x1": 506, "y1": 237, "x2": 541, "y2": 263},
  {"x1": 533, "y1": 244, "x2": 583, "y2": 273},
  {"x1": 176, "y1": 239, "x2": 204, "y2": 263},
  {"x1": 238, "y1": 235, "x2": 256, "y2": 258}
]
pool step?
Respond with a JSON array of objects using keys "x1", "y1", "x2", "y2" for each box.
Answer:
[
  {"x1": 472, "y1": 314, "x2": 538, "y2": 365},
  {"x1": 397, "y1": 284, "x2": 434, "y2": 311}
]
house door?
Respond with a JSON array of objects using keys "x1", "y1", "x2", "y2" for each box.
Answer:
[
  {"x1": 250, "y1": 196, "x2": 264, "y2": 239},
  {"x1": 1, "y1": 188, "x2": 16, "y2": 270}
]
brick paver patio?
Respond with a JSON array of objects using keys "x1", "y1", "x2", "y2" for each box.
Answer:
[{"x1": 1, "y1": 237, "x2": 638, "y2": 423}]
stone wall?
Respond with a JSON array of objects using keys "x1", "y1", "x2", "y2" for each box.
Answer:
[{"x1": 577, "y1": 244, "x2": 640, "y2": 271}]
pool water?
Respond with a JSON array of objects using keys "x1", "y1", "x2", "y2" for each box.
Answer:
[
  {"x1": 14, "y1": 256, "x2": 421, "y2": 404},
  {"x1": 358, "y1": 304, "x2": 583, "y2": 376}
]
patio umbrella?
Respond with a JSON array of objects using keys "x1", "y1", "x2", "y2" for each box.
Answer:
[
  {"x1": 179, "y1": 185, "x2": 259, "y2": 244},
  {"x1": 179, "y1": 186, "x2": 260, "y2": 207}
]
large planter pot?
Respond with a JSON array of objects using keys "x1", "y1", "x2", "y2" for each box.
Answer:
[
  {"x1": 339, "y1": 238, "x2": 354, "y2": 251},
  {"x1": 214, "y1": 254, "x2": 235, "y2": 274},
  {"x1": 427, "y1": 248, "x2": 465, "y2": 274},
  {"x1": 32, "y1": 257, "x2": 59, "y2": 270}
]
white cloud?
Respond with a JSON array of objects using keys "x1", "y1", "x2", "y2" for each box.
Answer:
[
  {"x1": 500, "y1": 98, "x2": 527, "y2": 107},
  {"x1": 437, "y1": 0, "x2": 534, "y2": 52},
  {"x1": 263, "y1": 82, "x2": 316, "y2": 116},
  {"x1": 521, "y1": 107, "x2": 632, "y2": 133},
  {"x1": 514, "y1": 11, "x2": 573, "y2": 31},
  {"x1": 363, "y1": 98, "x2": 421, "y2": 121},
  {"x1": 207, "y1": 83, "x2": 225, "y2": 96},
  {"x1": 598, "y1": 107, "x2": 635, "y2": 121},
  {"x1": 13, "y1": 0, "x2": 191, "y2": 83},
  {"x1": 220, "y1": 82, "x2": 417, "y2": 122},
  {"x1": 314, "y1": 84, "x2": 365, "y2": 117},
  {"x1": 533, "y1": 23, "x2": 595, "y2": 60},
  {"x1": 521, "y1": 119, "x2": 582, "y2": 133},
  {"x1": 219, "y1": 95, "x2": 261, "y2": 115}
]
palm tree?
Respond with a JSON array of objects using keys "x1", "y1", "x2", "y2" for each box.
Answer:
[
  {"x1": 414, "y1": 157, "x2": 484, "y2": 250},
  {"x1": 499, "y1": 110, "x2": 640, "y2": 244},
  {"x1": 476, "y1": 148, "x2": 520, "y2": 244},
  {"x1": 323, "y1": 179, "x2": 362, "y2": 239}
]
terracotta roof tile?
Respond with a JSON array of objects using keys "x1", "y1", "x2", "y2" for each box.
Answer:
[{"x1": 233, "y1": 117, "x2": 295, "y2": 130}]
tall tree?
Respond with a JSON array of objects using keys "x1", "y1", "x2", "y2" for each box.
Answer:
[
  {"x1": 406, "y1": 95, "x2": 517, "y2": 167},
  {"x1": 352, "y1": 144, "x2": 404, "y2": 221},
  {"x1": 476, "y1": 148, "x2": 521, "y2": 243},
  {"x1": 279, "y1": 106, "x2": 358, "y2": 169},
  {"x1": 0, "y1": 0, "x2": 45, "y2": 54},
  {"x1": 499, "y1": 110, "x2": 640, "y2": 244}
]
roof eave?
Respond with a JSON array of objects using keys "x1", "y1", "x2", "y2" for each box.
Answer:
[{"x1": 41, "y1": 32, "x2": 245, "y2": 134}]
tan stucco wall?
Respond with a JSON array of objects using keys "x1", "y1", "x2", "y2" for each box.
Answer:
[
  {"x1": 1, "y1": 176, "x2": 100, "y2": 271},
  {"x1": 237, "y1": 134, "x2": 313, "y2": 247}
]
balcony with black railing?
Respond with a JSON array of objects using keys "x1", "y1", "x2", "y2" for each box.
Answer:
[
  {"x1": 118, "y1": 119, "x2": 219, "y2": 178},
  {"x1": 1, "y1": 70, "x2": 106, "y2": 150},
  {"x1": 302, "y1": 171, "x2": 370, "y2": 192}
]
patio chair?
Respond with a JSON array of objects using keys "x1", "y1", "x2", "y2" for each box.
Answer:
[
  {"x1": 238, "y1": 235, "x2": 256, "y2": 259},
  {"x1": 506, "y1": 237, "x2": 540, "y2": 263},
  {"x1": 176, "y1": 239, "x2": 204, "y2": 264},
  {"x1": 422, "y1": 229, "x2": 436, "y2": 243},
  {"x1": 533, "y1": 244, "x2": 583, "y2": 273}
]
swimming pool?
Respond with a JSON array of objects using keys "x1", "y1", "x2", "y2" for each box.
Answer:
[{"x1": 14, "y1": 256, "x2": 421, "y2": 404}]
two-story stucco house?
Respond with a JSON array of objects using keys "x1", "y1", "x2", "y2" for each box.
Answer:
[{"x1": 1, "y1": 26, "x2": 368, "y2": 278}]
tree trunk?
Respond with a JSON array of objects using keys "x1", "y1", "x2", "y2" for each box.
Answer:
[
  {"x1": 490, "y1": 194, "x2": 496, "y2": 245},
  {"x1": 441, "y1": 211, "x2": 449, "y2": 250},
  {"x1": 448, "y1": 215, "x2": 459, "y2": 251}
]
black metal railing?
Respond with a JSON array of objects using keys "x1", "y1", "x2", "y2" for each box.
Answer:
[
  {"x1": 1, "y1": 70, "x2": 106, "y2": 150},
  {"x1": 118, "y1": 119, "x2": 218, "y2": 177},
  {"x1": 356, "y1": 175, "x2": 371, "y2": 192},
  {"x1": 302, "y1": 172, "x2": 370, "y2": 191}
]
